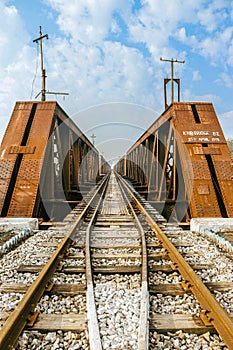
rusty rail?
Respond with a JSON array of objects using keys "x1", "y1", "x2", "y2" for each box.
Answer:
[
  {"x1": 117, "y1": 171, "x2": 233, "y2": 349},
  {"x1": 0, "y1": 174, "x2": 109, "y2": 350}
]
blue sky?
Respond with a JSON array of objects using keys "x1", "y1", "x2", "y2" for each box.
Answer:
[{"x1": 1, "y1": 0, "x2": 233, "y2": 163}]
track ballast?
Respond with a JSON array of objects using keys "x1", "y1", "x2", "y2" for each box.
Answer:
[{"x1": 0, "y1": 171, "x2": 233, "y2": 349}]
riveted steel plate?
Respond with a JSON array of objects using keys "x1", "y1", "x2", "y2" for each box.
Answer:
[
  {"x1": 193, "y1": 147, "x2": 221, "y2": 155},
  {"x1": 212, "y1": 160, "x2": 233, "y2": 217},
  {"x1": 8, "y1": 203, "x2": 33, "y2": 217},
  {"x1": 16, "y1": 102, "x2": 33, "y2": 110},
  {"x1": 197, "y1": 184, "x2": 210, "y2": 195},
  {"x1": 191, "y1": 161, "x2": 211, "y2": 180},
  {"x1": 0, "y1": 103, "x2": 35, "y2": 215},
  {"x1": 0, "y1": 160, "x2": 16, "y2": 213},
  {"x1": 0, "y1": 180, "x2": 8, "y2": 201},
  {"x1": 7, "y1": 103, "x2": 57, "y2": 217},
  {"x1": 0, "y1": 160, "x2": 14, "y2": 179},
  {"x1": 17, "y1": 159, "x2": 41, "y2": 179},
  {"x1": 195, "y1": 204, "x2": 205, "y2": 217},
  {"x1": 214, "y1": 161, "x2": 232, "y2": 180},
  {"x1": 10, "y1": 180, "x2": 38, "y2": 197},
  {"x1": 194, "y1": 104, "x2": 213, "y2": 112},
  {"x1": 37, "y1": 102, "x2": 56, "y2": 110},
  {"x1": 173, "y1": 103, "x2": 190, "y2": 111},
  {"x1": 7, "y1": 180, "x2": 39, "y2": 217},
  {"x1": 8, "y1": 146, "x2": 36, "y2": 154},
  {"x1": 194, "y1": 201, "x2": 219, "y2": 217}
]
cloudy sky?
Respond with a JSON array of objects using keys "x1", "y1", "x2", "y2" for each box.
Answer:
[{"x1": 1, "y1": 0, "x2": 233, "y2": 163}]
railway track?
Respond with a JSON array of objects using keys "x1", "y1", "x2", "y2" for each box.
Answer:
[{"x1": 0, "y1": 171, "x2": 233, "y2": 349}]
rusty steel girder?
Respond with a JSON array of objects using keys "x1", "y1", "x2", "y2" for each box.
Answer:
[
  {"x1": 172, "y1": 102, "x2": 233, "y2": 218},
  {"x1": 115, "y1": 102, "x2": 233, "y2": 220},
  {"x1": 0, "y1": 101, "x2": 105, "y2": 219}
]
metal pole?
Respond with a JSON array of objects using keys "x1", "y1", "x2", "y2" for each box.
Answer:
[
  {"x1": 33, "y1": 26, "x2": 48, "y2": 101},
  {"x1": 91, "y1": 133, "x2": 96, "y2": 146},
  {"x1": 39, "y1": 27, "x2": 46, "y2": 101},
  {"x1": 160, "y1": 57, "x2": 185, "y2": 104},
  {"x1": 171, "y1": 59, "x2": 174, "y2": 104}
]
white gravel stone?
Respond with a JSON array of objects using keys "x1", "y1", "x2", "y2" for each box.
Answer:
[
  {"x1": 94, "y1": 278, "x2": 141, "y2": 349},
  {"x1": 16, "y1": 330, "x2": 89, "y2": 349},
  {"x1": 35, "y1": 294, "x2": 86, "y2": 314},
  {"x1": 150, "y1": 293, "x2": 201, "y2": 315},
  {"x1": 149, "y1": 331, "x2": 228, "y2": 349},
  {"x1": 52, "y1": 273, "x2": 86, "y2": 284}
]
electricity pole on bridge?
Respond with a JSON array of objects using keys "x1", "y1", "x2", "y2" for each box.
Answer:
[
  {"x1": 33, "y1": 26, "x2": 48, "y2": 101},
  {"x1": 160, "y1": 57, "x2": 185, "y2": 105},
  {"x1": 33, "y1": 26, "x2": 69, "y2": 101},
  {"x1": 91, "y1": 133, "x2": 96, "y2": 146}
]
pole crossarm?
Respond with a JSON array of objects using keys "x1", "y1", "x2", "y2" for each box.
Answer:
[{"x1": 32, "y1": 33, "x2": 48, "y2": 43}]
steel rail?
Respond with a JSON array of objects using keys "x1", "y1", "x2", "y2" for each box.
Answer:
[
  {"x1": 0, "y1": 174, "x2": 110, "y2": 350},
  {"x1": 117, "y1": 172, "x2": 233, "y2": 350},
  {"x1": 116, "y1": 173, "x2": 149, "y2": 350}
]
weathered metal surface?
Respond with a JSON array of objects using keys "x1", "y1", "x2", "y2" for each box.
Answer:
[
  {"x1": 172, "y1": 103, "x2": 233, "y2": 218},
  {"x1": 8, "y1": 146, "x2": 36, "y2": 154},
  {"x1": 116, "y1": 102, "x2": 233, "y2": 220},
  {"x1": 0, "y1": 101, "x2": 108, "y2": 219},
  {"x1": 7, "y1": 102, "x2": 56, "y2": 217},
  {"x1": 0, "y1": 102, "x2": 34, "y2": 215}
]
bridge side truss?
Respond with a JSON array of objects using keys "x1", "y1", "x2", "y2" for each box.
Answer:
[
  {"x1": 115, "y1": 102, "x2": 233, "y2": 222},
  {"x1": 0, "y1": 101, "x2": 108, "y2": 220}
]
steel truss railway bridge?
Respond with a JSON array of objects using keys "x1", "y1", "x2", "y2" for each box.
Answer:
[{"x1": 0, "y1": 100, "x2": 232, "y2": 223}]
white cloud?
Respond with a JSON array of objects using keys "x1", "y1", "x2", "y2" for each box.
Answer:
[
  {"x1": 0, "y1": 1, "x2": 36, "y2": 141},
  {"x1": 128, "y1": 0, "x2": 203, "y2": 52},
  {"x1": 1, "y1": 0, "x2": 233, "y2": 146},
  {"x1": 197, "y1": 3, "x2": 228, "y2": 32},
  {"x1": 182, "y1": 89, "x2": 221, "y2": 105},
  {"x1": 192, "y1": 70, "x2": 202, "y2": 81},
  {"x1": 130, "y1": 0, "x2": 233, "y2": 69},
  {"x1": 0, "y1": 2, "x2": 29, "y2": 65},
  {"x1": 219, "y1": 110, "x2": 233, "y2": 138},
  {"x1": 175, "y1": 27, "x2": 198, "y2": 48},
  {"x1": 196, "y1": 26, "x2": 233, "y2": 66},
  {"x1": 215, "y1": 72, "x2": 233, "y2": 88},
  {"x1": 43, "y1": 0, "x2": 132, "y2": 44}
]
